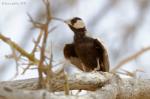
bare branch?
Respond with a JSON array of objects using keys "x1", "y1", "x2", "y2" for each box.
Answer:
[
  {"x1": 111, "y1": 46, "x2": 150, "y2": 73},
  {"x1": 0, "y1": 33, "x2": 39, "y2": 64},
  {"x1": 0, "y1": 72, "x2": 150, "y2": 99}
]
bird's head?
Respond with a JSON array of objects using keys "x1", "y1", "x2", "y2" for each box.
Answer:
[{"x1": 65, "y1": 17, "x2": 87, "y2": 37}]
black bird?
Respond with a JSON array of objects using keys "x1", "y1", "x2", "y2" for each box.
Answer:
[{"x1": 64, "y1": 17, "x2": 109, "y2": 72}]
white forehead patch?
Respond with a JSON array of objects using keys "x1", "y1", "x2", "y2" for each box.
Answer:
[{"x1": 73, "y1": 20, "x2": 85, "y2": 29}]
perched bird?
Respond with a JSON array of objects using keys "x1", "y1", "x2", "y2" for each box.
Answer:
[{"x1": 64, "y1": 17, "x2": 109, "y2": 72}]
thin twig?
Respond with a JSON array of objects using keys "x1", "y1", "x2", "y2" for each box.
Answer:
[
  {"x1": 21, "y1": 62, "x2": 34, "y2": 75},
  {"x1": 10, "y1": 48, "x2": 20, "y2": 79},
  {"x1": 45, "y1": 41, "x2": 53, "y2": 91},
  {"x1": 43, "y1": 0, "x2": 51, "y2": 23},
  {"x1": 36, "y1": 0, "x2": 53, "y2": 88},
  {"x1": 31, "y1": 29, "x2": 43, "y2": 54},
  {"x1": 27, "y1": 13, "x2": 44, "y2": 29},
  {"x1": 111, "y1": 46, "x2": 150, "y2": 73},
  {"x1": 37, "y1": 25, "x2": 48, "y2": 88},
  {"x1": 21, "y1": 29, "x2": 44, "y2": 74},
  {"x1": 64, "y1": 71, "x2": 70, "y2": 95},
  {"x1": 0, "y1": 33, "x2": 39, "y2": 64}
]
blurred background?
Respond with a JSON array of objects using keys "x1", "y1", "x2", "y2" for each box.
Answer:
[{"x1": 0, "y1": 0, "x2": 150, "y2": 81}]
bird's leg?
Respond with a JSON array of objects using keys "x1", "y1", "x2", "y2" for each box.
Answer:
[
  {"x1": 78, "y1": 63, "x2": 86, "y2": 94},
  {"x1": 81, "y1": 63, "x2": 86, "y2": 72},
  {"x1": 94, "y1": 58, "x2": 101, "y2": 71}
]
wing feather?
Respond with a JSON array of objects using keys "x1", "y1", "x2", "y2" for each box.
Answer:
[
  {"x1": 94, "y1": 38, "x2": 110, "y2": 72},
  {"x1": 64, "y1": 44, "x2": 92, "y2": 71}
]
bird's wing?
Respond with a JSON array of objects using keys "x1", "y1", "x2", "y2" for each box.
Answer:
[
  {"x1": 94, "y1": 38, "x2": 110, "y2": 72},
  {"x1": 64, "y1": 43, "x2": 78, "y2": 58},
  {"x1": 64, "y1": 44, "x2": 92, "y2": 71},
  {"x1": 69, "y1": 57, "x2": 92, "y2": 71}
]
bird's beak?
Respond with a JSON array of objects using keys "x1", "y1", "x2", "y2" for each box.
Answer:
[
  {"x1": 51, "y1": 17, "x2": 71, "y2": 25},
  {"x1": 51, "y1": 17, "x2": 71, "y2": 26},
  {"x1": 64, "y1": 20, "x2": 71, "y2": 25},
  {"x1": 51, "y1": 17, "x2": 65, "y2": 23}
]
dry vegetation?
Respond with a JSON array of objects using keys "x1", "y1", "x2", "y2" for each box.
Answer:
[{"x1": 0, "y1": 0, "x2": 150, "y2": 99}]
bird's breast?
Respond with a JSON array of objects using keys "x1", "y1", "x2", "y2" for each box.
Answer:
[
  {"x1": 74, "y1": 42, "x2": 99, "y2": 68},
  {"x1": 75, "y1": 42, "x2": 94, "y2": 55}
]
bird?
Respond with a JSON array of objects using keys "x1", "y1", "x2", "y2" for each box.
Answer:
[{"x1": 63, "y1": 17, "x2": 109, "y2": 72}]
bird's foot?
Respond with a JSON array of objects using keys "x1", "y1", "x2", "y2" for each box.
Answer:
[
  {"x1": 94, "y1": 67, "x2": 100, "y2": 71},
  {"x1": 91, "y1": 68, "x2": 99, "y2": 73},
  {"x1": 92, "y1": 69, "x2": 105, "y2": 75}
]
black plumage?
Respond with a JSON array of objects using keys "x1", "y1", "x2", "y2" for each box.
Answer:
[{"x1": 64, "y1": 17, "x2": 109, "y2": 72}]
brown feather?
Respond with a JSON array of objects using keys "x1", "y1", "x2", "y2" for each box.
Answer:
[
  {"x1": 64, "y1": 44, "x2": 92, "y2": 71},
  {"x1": 64, "y1": 17, "x2": 110, "y2": 72}
]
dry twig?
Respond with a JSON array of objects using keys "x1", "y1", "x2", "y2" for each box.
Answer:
[{"x1": 111, "y1": 46, "x2": 150, "y2": 73}]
